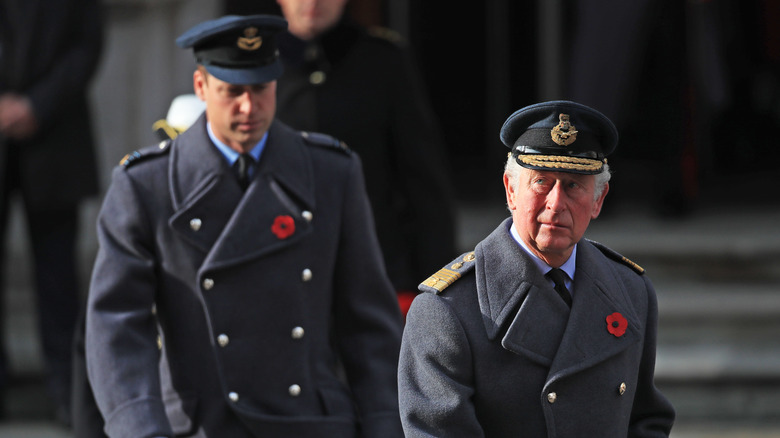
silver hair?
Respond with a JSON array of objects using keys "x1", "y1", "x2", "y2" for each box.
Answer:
[{"x1": 504, "y1": 154, "x2": 611, "y2": 201}]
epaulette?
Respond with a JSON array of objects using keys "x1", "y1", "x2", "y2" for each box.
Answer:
[
  {"x1": 588, "y1": 239, "x2": 645, "y2": 275},
  {"x1": 301, "y1": 131, "x2": 350, "y2": 155},
  {"x1": 367, "y1": 26, "x2": 404, "y2": 45},
  {"x1": 151, "y1": 119, "x2": 184, "y2": 141},
  {"x1": 419, "y1": 251, "x2": 477, "y2": 294},
  {"x1": 119, "y1": 140, "x2": 172, "y2": 168}
]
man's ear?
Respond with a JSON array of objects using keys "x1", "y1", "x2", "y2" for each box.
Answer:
[
  {"x1": 591, "y1": 183, "x2": 609, "y2": 219},
  {"x1": 193, "y1": 69, "x2": 207, "y2": 101},
  {"x1": 503, "y1": 173, "x2": 517, "y2": 211}
]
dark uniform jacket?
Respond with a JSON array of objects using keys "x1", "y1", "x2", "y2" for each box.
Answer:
[
  {"x1": 276, "y1": 20, "x2": 456, "y2": 292},
  {"x1": 399, "y1": 218, "x2": 675, "y2": 437},
  {"x1": 0, "y1": 0, "x2": 101, "y2": 209},
  {"x1": 86, "y1": 116, "x2": 404, "y2": 438}
]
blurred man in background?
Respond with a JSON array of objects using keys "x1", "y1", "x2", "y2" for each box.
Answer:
[
  {"x1": 0, "y1": 0, "x2": 102, "y2": 423},
  {"x1": 271, "y1": 0, "x2": 458, "y2": 314}
]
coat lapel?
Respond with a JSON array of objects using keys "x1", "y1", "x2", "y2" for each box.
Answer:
[
  {"x1": 476, "y1": 220, "x2": 639, "y2": 373},
  {"x1": 168, "y1": 115, "x2": 243, "y2": 254},
  {"x1": 168, "y1": 119, "x2": 315, "y2": 271},
  {"x1": 546, "y1": 240, "x2": 640, "y2": 380},
  {"x1": 476, "y1": 219, "x2": 571, "y2": 367}
]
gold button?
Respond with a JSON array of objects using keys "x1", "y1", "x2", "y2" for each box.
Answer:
[
  {"x1": 309, "y1": 71, "x2": 326, "y2": 85},
  {"x1": 228, "y1": 392, "x2": 239, "y2": 402},
  {"x1": 547, "y1": 392, "x2": 557, "y2": 404},
  {"x1": 189, "y1": 218, "x2": 202, "y2": 231},
  {"x1": 289, "y1": 384, "x2": 301, "y2": 397},
  {"x1": 217, "y1": 334, "x2": 229, "y2": 347},
  {"x1": 203, "y1": 278, "x2": 214, "y2": 290},
  {"x1": 463, "y1": 252, "x2": 476, "y2": 262},
  {"x1": 302, "y1": 269, "x2": 313, "y2": 282},
  {"x1": 291, "y1": 326, "x2": 305, "y2": 339},
  {"x1": 451, "y1": 262, "x2": 463, "y2": 270},
  {"x1": 619, "y1": 382, "x2": 627, "y2": 395},
  {"x1": 302, "y1": 211, "x2": 313, "y2": 222}
]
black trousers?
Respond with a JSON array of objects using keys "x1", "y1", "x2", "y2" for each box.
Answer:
[{"x1": 0, "y1": 142, "x2": 80, "y2": 417}]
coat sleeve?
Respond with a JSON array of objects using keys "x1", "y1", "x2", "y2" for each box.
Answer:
[
  {"x1": 332, "y1": 155, "x2": 405, "y2": 438},
  {"x1": 85, "y1": 167, "x2": 173, "y2": 438},
  {"x1": 398, "y1": 293, "x2": 485, "y2": 438},
  {"x1": 629, "y1": 276, "x2": 676, "y2": 437}
]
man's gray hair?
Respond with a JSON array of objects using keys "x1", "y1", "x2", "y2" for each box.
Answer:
[{"x1": 504, "y1": 154, "x2": 611, "y2": 201}]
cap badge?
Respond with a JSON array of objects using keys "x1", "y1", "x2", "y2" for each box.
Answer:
[
  {"x1": 551, "y1": 113, "x2": 578, "y2": 146},
  {"x1": 237, "y1": 27, "x2": 263, "y2": 51}
]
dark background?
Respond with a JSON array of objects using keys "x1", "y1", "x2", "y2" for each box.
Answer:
[{"x1": 226, "y1": 0, "x2": 780, "y2": 213}]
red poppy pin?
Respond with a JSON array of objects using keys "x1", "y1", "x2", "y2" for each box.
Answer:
[
  {"x1": 606, "y1": 312, "x2": 628, "y2": 337},
  {"x1": 271, "y1": 215, "x2": 295, "y2": 239}
]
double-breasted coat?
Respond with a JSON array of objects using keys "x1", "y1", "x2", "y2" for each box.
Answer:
[
  {"x1": 85, "y1": 116, "x2": 404, "y2": 438},
  {"x1": 398, "y1": 218, "x2": 675, "y2": 437}
]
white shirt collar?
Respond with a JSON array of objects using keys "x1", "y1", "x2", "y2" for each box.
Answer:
[{"x1": 509, "y1": 221, "x2": 577, "y2": 292}]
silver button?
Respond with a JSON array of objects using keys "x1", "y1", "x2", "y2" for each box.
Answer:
[
  {"x1": 302, "y1": 269, "x2": 313, "y2": 282},
  {"x1": 291, "y1": 326, "x2": 305, "y2": 339},
  {"x1": 190, "y1": 218, "x2": 202, "y2": 231},
  {"x1": 309, "y1": 71, "x2": 326, "y2": 85},
  {"x1": 547, "y1": 392, "x2": 557, "y2": 404},
  {"x1": 288, "y1": 384, "x2": 301, "y2": 397},
  {"x1": 302, "y1": 211, "x2": 313, "y2": 222},
  {"x1": 619, "y1": 382, "x2": 627, "y2": 395},
  {"x1": 158, "y1": 141, "x2": 167, "y2": 149},
  {"x1": 228, "y1": 392, "x2": 239, "y2": 402},
  {"x1": 217, "y1": 334, "x2": 229, "y2": 347},
  {"x1": 203, "y1": 278, "x2": 214, "y2": 290}
]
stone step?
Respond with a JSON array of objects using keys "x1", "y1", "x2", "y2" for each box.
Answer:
[
  {"x1": 660, "y1": 379, "x2": 780, "y2": 424},
  {"x1": 656, "y1": 287, "x2": 780, "y2": 323},
  {"x1": 654, "y1": 285, "x2": 780, "y2": 383},
  {"x1": 670, "y1": 420, "x2": 780, "y2": 438}
]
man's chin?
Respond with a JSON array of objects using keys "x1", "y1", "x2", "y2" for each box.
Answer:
[{"x1": 536, "y1": 235, "x2": 574, "y2": 254}]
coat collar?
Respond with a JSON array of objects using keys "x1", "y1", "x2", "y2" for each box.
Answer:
[
  {"x1": 476, "y1": 219, "x2": 640, "y2": 376},
  {"x1": 167, "y1": 116, "x2": 315, "y2": 270}
]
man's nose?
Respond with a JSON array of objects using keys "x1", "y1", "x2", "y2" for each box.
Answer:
[
  {"x1": 546, "y1": 183, "x2": 567, "y2": 212},
  {"x1": 238, "y1": 91, "x2": 254, "y2": 113}
]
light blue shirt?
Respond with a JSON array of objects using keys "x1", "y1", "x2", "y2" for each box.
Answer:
[
  {"x1": 207, "y1": 122, "x2": 267, "y2": 178},
  {"x1": 509, "y1": 221, "x2": 576, "y2": 294}
]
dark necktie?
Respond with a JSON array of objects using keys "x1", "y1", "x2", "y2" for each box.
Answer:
[
  {"x1": 546, "y1": 268, "x2": 572, "y2": 308},
  {"x1": 234, "y1": 153, "x2": 254, "y2": 190}
]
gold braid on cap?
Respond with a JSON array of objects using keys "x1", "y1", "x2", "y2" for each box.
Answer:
[{"x1": 518, "y1": 154, "x2": 604, "y2": 172}]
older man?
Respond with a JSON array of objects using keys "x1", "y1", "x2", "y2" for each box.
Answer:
[
  {"x1": 86, "y1": 15, "x2": 403, "y2": 438},
  {"x1": 398, "y1": 100, "x2": 675, "y2": 437}
]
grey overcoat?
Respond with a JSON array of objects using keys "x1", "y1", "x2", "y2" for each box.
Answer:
[
  {"x1": 399, "y1": 218, "x2": 675, "y2": 437},
  {"x1": 86, "y1": 116, "x2": 404, "y2": 438}
]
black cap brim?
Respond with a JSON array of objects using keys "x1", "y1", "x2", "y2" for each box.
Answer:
[{"x1": 204, "y1": 57, "x2": 284, "y2": 85}]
